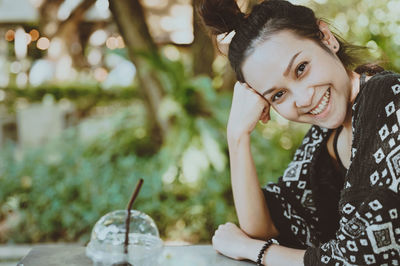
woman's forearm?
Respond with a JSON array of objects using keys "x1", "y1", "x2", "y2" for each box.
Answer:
[
  {"x1": 243, "y1": 238, "x2": 306, "y2": 266},
  {"x1": 228, "y1": 133, "x2": 278, "y2": 239}
]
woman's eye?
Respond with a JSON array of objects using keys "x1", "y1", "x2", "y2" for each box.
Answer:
[
  {"x1": 296, "y1": 62, "x2": 308, "y2": 77},
  {"x1": 272, "y1": 91, "x2": 285, "y2": 102}
]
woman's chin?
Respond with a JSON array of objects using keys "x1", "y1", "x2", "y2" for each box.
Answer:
[{"x1": 319, "y1": 118, "x2": 345, "y2": 129}]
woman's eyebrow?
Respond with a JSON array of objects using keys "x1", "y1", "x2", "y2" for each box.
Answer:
[{"x1": 262, "y1": 51, "x2": 302, "y2": 97}]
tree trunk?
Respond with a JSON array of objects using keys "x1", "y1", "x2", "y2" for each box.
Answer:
[
  {"x1": 192, "y1": 0, "x2": 215, "y2": 77},
  {"x1": 221, "y1": 66, "x2": 236, "y2": 92},
  {"x1": 109, "y1": 0, "x2": 167, "y2": 146},
  {"x1": 38, "y1": 0, "x2": 64, "y2": 35},
  {"x1": 54, "y1": 0, "x2": 96, "y2": 69}
]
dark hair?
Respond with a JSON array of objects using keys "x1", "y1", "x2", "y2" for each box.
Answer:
[{"x1": 198, "y1": 0, "x2": 382, "y2": 82}]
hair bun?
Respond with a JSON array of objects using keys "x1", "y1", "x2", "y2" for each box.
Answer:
[{"x1": 197, "y1": 0, "x2": 245, "y2": 35}]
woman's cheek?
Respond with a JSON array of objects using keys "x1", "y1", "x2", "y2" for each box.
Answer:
[{"x1": 276, "y1": 102, "x2": 296, "y2": 121}]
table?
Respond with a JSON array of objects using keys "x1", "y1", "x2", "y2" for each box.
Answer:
[{"x1": 18, "y1": 244, "x2": 254, "y2": 266}]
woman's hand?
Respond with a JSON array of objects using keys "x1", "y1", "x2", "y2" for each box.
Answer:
[
  {"x1": 227, "y1": 82, "x2": 270, "y2": 141},
  {"x1": 212, "y1": 222, "x2": 251, "y2": 261}
]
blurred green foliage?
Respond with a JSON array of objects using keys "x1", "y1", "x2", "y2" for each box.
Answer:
[
  {"x1": 2, "y1": 85, "x2": 139, "y2": 115},
  {"x1": 310, "y1": 0, "x2": 400, "y2": 71},
  {"x1": 0, "y1": 117, "x2": 306, "y2": 244},
  {"x1": 0, "y1": 53, "x2": 308, "y2": 244}
]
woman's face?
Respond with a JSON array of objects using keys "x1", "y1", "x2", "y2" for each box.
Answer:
[{"x1": 241, "y1": 28, "x2": 353, "y2": 129}]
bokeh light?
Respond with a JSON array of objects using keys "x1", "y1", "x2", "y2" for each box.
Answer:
[
  {"x1": 116, "y1": 36, "x2": 125, "y2": 49},
  {"x1": 94, "y1": 67, "x2": 108, "y2": 82},
  {"x1": 160, "y1": 17, "x2": 174, "y2": 32},
  {"x1": 44, "y1": 22, "x2": 57, "y2": 36},
  {"x1": 88, "y1": 48, "x2": 102, "y2": 65},
  {"x1": 170, "y1": 31, "x2": 193, "y2": 44},
  {"x1": 89, "y1": 29, "x2": 107, "y2": 46},
  {"x1": 37, "y1": 37, "x2": 50, "y2": 50},
  {"x1": 57, "y1": 0, "x2": 82, "y2": 21},
  {"x1": 142, "y1": 0, "x2": 168, "y2": 9},
  {"x1": 106, "y1": 36, "x2": 118, "y2": 50},
  {"x1": 15, "y1": 28, "x2": 28, "y2": 59},
  {"x1": 29, "y1": 59, "x2": 54, "y2": 86},
  {"x1": 0, "y1": 74, "x2": 9, "y2": 88},
  {"x1": 147, "y1": 2, "x2": 194, "y2": 44},
  {"x1": 95, "y1": 0, "x2": 109, "y2": 11},
  {"x1": 55, "y1": 55, "x2": 73, "y2": 80},
  {"x1": 16, "y1": 72, "x2": 28, "y2": 88},
  {"x1": 162, "y1": 45, "x2": 180, "y2": 61},
  {"x1": 10, "y1": 61, "x2": 22, "y2": 74},
  {"x1": 29, "y1": 29, "x2": 39, "y2": 41},
  {"x1": 48, "y1": 38, "x2": 63, "y2": 58},
  {"x1": 25, "y1": 33, "x2": 32, "y2": 45},
  {"x1": 28, "y1": 0, "x2": 45, "y2": 8},
  {"x1": 5, "y1": 29, "x2": 15, "y2": 41}
]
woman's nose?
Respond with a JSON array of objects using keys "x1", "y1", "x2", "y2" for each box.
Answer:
[{"x1": 294, "y1": 87, "x2": 314, "y2": 108}]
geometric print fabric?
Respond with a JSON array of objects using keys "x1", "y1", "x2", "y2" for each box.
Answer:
[{"x1": 264, "y1": 72, "x2": 400, "y2": 265}]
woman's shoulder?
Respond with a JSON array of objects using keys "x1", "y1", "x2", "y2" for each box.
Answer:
[
  {"x1": 351, "y1": 70, "x2": 400, "y2": 163},
  {"x1": 357, "y1": 70, "x2": 400, "y2": 102},
  {"x1": 366, "y1": 70, "x2": 400, "y2": 82},
  {"x1": 280, "y1": 125, "x2": 330, "y2": 181},
  {"x1": 353, "y1": 70, "x2": 400, "y2": 116}
]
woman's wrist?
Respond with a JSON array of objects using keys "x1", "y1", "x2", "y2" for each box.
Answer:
[
  {"x1": 241, "y1": 238, "x2": 268, "y2": 262},
  {"x1": 241, "y1": 237, "x2": 306, "y2": 266},
  {"x1": 227, "y1": 130, "x2": 251, "y2": 148}
]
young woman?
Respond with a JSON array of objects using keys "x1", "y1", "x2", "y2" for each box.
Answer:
[{"x1": 199, "y1": 0, "x2": 400, "y2": 265}]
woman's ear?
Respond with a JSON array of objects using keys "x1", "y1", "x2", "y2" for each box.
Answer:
[{"x1": 318, "y1": 20, "x2": 339, "y2": 53}]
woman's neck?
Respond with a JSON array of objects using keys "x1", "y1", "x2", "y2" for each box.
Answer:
[
  {"x1": 342, "y1": 71, "x2": 362, "y2": 131},
  {"x1": 330, "y1": 71, "x2": 363, "y2": 169}
]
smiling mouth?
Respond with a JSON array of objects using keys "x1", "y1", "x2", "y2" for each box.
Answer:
[{"x1": 309, "y1": 88, "x2": 330, "y2": 115}]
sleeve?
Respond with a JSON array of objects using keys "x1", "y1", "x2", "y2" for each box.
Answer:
[
  {"x1": 262, "y1": 126, "x2": 327, "y2": 249},
  {"x1": 263, "y1": 180, "x2": 318, "y2": 249},
  {"x1": 303, "y1": 72, "x2": 400, "y2": 265}
]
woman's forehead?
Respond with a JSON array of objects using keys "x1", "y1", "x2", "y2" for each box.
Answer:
[
  {"x1": 242, "y1": 32, "x2": 311, "y2": 88},
  {"x1": 246, "y1": 31, "x2": 311, "y2": 66}
]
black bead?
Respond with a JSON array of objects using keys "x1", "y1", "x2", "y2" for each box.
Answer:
[{"x1": 256, "y1": 238, "x2": 278, "y2": 265}]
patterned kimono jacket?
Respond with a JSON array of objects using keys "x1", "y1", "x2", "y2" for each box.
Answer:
[{"x1": 262, "y1": 71, "x2": 400, "y2": 265}]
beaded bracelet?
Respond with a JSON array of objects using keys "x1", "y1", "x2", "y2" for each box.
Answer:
[{"x1": 256, "y1": 238, "x2": 279, "y2": 266}]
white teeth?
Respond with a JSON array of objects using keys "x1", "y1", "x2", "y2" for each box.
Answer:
[{"x1": 310, "y1": 89, "x2": 330, "y2": 115}]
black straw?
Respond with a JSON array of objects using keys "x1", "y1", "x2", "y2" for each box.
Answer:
[{"x1": 124, "y1": 178, "x2": 144, "y2": 255}]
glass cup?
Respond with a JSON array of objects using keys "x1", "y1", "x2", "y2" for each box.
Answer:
[{"x1": 86, "y1": 210, "x2": 163, "y2": 266}]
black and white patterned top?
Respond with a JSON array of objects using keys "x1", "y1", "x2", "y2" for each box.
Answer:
[{"x1": 262, "y1": 71, "x2": 400, "y2": 265}]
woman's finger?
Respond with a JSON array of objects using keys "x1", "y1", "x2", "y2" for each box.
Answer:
[
  {"x1": 259, "y1": 111, "x2": 266, "y2": 121},
  {"x1": 261, "y1": 114, "x2": 270, "y2": 124},
  {"x1": 245, "y1": 83, "x2": 270, "y2": 106},
  {"x1": 259, "y1": 106, "x2": 269, "y2": 120},
  {"x1": 260, "y1": 113, "x2": 271, "y2": 124}
]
